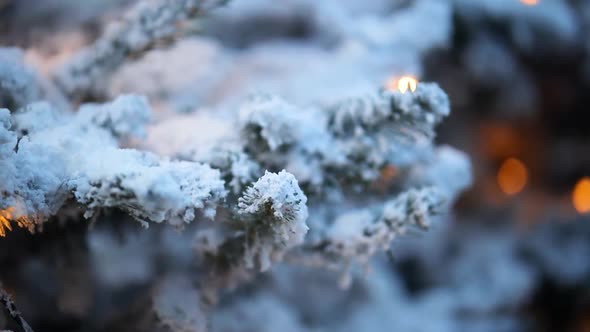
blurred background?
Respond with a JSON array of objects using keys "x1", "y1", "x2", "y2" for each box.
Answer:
[{"x1": 1, "y1": 0, "x2": 590, "y2": 331}]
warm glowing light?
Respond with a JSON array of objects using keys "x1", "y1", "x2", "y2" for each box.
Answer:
[
  {"x1": 398, "y1": 76, "x2": 418, "y2": 93},
  {"x1": 380, "y1": 165, "x2": 398, "y2": 182},
  {"x1": 0, "y1": 207, "x2": 36, "y2": 236},
  {"x1": 573, "y1": 177, "x2": 590, "y2": 214},
  {"x1": 520, "y1": 0, "x2": 539, "y2": 5},
  {"x1": 386, "y1": 76, "x2": 418, "y2": 93},
  {"x1": 497, "y1": 158, "x2": 528, "y2": 195},
  {"x1": 371, "y1": 165, "x2": 399, "y2": 192},
  {"x1": 0, "y1": 207, "x2": 14, "y2": 237}
]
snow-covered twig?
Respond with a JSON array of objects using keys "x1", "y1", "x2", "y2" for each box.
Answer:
[{"x1": 0, "y1": 287, "x2": 34, "y2": 332}]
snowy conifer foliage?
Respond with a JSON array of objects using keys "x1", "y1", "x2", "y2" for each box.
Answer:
[{"x1": 0, "y1": 1, "x2": 482, "y2": 331}]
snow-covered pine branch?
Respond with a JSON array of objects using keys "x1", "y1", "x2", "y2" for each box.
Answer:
[
  {"x1": 0, "y1": 0, "x2": 466, "y2": 284},
  {"x1": 2, "y1": 94, "x2": 313, "y2": 277},
  {"x1": 194, "y1": 170, "x2": 310, "y2": 273},
  {"x1": 188, "y1": 82, "x2": 452, "y2": 197},
  {"x1": 185, "y1": 82, "x2": 468, "y2": 275},
  {"x1": 290, "y1": 187, "x2": 444, "y2": 286},
  {"x1": 1, "y1": 76, "x2": 469, "y2": 282},
  {"x1": 53, "y1": 0, "x2": 228, "y2": 100},
  {"x1": 0, "y1": 95, "x2": 228, "y2": 228}
]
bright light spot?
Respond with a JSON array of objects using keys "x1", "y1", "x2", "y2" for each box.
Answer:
[
  {"x1": 385, "y1": 76, "x2": 418, "y2": 93},
  {"x1": 398, "y1": 76, "x2": 418, "y2": 93},
  {"x1": 520, "y1": 0, "x2": 539, "y2": 5},
  {"x1": 573, "y1": 177, "x2": 590, "y2": 214},
  {"x1": 497, "y1": 158, "x2": 528, "y2": 195}
]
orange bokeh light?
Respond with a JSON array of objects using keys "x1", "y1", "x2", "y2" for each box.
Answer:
[
  {"x1": 573, "y1": 177, "x2": 590, "y2": 214},
  {"x1": 497, "y1": 158, "x2": 528, "y2": 195},
  {"x1": 0, "y1": 206, "x2": 37, "y2": 236},
  {"x1": 520, "y1": 0, "x2": 539, "y2": 5},
  {"x1": 0, "y1": 207, "x2": 15, "y2": 237}
]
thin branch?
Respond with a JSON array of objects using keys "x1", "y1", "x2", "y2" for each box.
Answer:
[{"x1": 0, "y1": 287, "x2": 34, "y2": 332}]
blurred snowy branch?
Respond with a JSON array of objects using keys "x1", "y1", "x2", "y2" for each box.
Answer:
[{"x1": 54, "y1": 0, "x2": 228, "y2": 100}]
